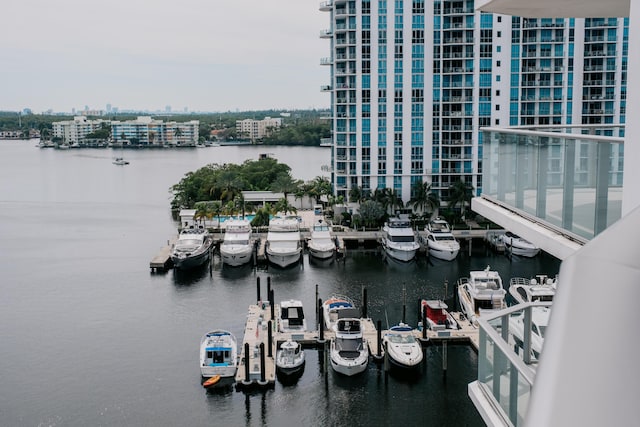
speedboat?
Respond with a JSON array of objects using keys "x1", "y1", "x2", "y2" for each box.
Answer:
[
  {"x1": 500, "y1": 231, "x2": 540, "y2": 257},
  {"x1": 330, "y1": 317, "x2": 369, "y2": 376},
  {"x1": 200, "y1": 330, "x2": 238, "y2": 380},
  {"x1": 171, "y1": 227, "x2": 214, "y2": 270},
  {"x1": 266, "y1": 216, "x2": 302, "y2": 268},
  {"x1": 276, "y1": 339, "x2": 305, "y2": 376},
  {"x1": 220, "y1": 218, "x2": 253, "y2": 266},
  {"x1": 381, "y1": 217, "x2": 420, "y2": 262},
  {"x1": 278, "y1": 299, "x2": 307, "y2": 333},
  {"x1": 457, "y1": 266, "x2": 507, "y2": 325},
  {"x1": 382, "y1": 323, "x2": 423, "y2": 370},
  {"x1": 509, "y1": 275, "x2": 557, "y2": 305},
  {"x1": 419, "y1": 299, "x2": 459, "y2": 331},
  {"x1": 509, "y1": 306, "x2": 550, "y2": 359},
  {"x1": 423, "y1": 218, "x2": 460, "y2": 261},
  {"x1": 307, "y1": 220, "x2": 335, "y2": 260},
  {"x1": 112, "y1": 157, "x2": 129, "y2": 165},
  {"x1": 322, "y1": 295, "x2": 358, "y2": 331}
]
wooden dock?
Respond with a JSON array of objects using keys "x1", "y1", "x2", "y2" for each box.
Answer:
[
  {"x1": 233, "y1": 301, "x2": 478, "y2": 390},
  {"x1": 149, "y1": 237, "x2": 177, "y2": 272}
]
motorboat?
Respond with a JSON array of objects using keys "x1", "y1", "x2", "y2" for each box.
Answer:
[
  {"x1": 330, "y1": 317, "x2": 369, "y2": 376},
  {"x1": 200, "y1": 330, "x2": 238, "y2": 380},
  {"x1": 423, "y1": 218, "x2": 460, "y2": 261},
  {"x1": 278, "y1": 299, "x2": 307, "y2": 333},
  {"x1": 500, "y1": 231, "x2": 540, "y2": 257},
  {"x1": 171, "y1": 227, "x2": 214, "y2": 270},
  {"x1": 276, "y1": 339, "x2": 305, "y2": 376},
  {"x1": 457, "y1": 266, "x2": 507, "y2": 325},
  {"x1": 307, "y1": 220, "x2": 336, "y2": 260},
  {"x1": 322, "y1": 295, "x2": 358, "y2": 331},
  {"x1": 509, "y1": 306, "x2": 550, "y2": 359},
  {"x1": 382, "y1": 323, "x2": 423, "y2": 370},
  {"x1": 266, "y1": 216, "x2": 302, "y2": 268},
  {"x1": 509, "y1": 275, "x2": 557, "y2": 305},
  {"x1": 112, "y1": 157, "x2": 129, "y2": 165},
  {"x1": 419, "y1": 299, "x2": 459, "y2": 331},
  {"x1": 220, "y1": 218, "x2": 253, "y2": 266},
  {"x1": 381, "y1": 217, "x2": 420, "y2": 262}
]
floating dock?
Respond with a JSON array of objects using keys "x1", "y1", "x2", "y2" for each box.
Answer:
[{"x1": 149, "y1": 237, "x2": 177, "y2": 272}]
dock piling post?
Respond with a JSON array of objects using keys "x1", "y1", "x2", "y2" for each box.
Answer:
[
  {"x1": 383, "y1": 340, "x2": 389, "y2": 373},
  {"x1": 244, "y1": 342, "x2": 250, "y2": 384},
  {"x1": 259, "y1": 342, "x2": 266, "y2": 383},
  {"x1": 362, "y1": 287, "x2": 368, "y2": 318},
  {"x1": 443, "y1": 340, "x2": 448, "y2": 379},
  {"x1": 267, "y1": 320, "x2": 273, "y2": 358},
  {"x1": 422, "y1": 305, "x2": 427, "y2": 340},
  {"x1": 377, "y1": 320, "x2": 382, "y2": 358},
  {"x1": 318, "y1": 299, "x2": 325, "y2": 342},
  {"x1": 269, "y1": 288, "x2": 275, "y2": 321},
  {"x1": 256, "y1": 276, "x2": 261, "y2": 303},
  {"x1": 267, "y1": 276, "x2": 271, "y2": 300},
  {"x1": 315, "y1": 285, "x2": 319, "y2": 327}
]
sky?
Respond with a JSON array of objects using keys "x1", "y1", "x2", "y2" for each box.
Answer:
[{"x1": 1, "y1": 0, "x2": 330, "y2": 113}]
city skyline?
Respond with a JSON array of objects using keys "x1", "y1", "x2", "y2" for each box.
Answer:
[{"x1": 1, "y1": 0, "x2": 328, "y2": 113}]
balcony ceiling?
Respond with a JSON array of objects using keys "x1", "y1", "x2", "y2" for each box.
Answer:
[{"x1": 475, "y1": 0, "x2": 629, "y2": 18}]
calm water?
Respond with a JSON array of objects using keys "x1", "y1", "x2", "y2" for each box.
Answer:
[{"x1": 0, "y1": 141, "x2": 560, "y2": 426}]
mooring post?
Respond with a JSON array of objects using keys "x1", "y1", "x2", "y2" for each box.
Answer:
[
  {"x1": 267, "y1": 276, "x2": 271, "y2": 300},
  {"x1": 244, "y1": 342, "x2": 250, "y2": 383},
  {"x1": 267, "y1": 320, "x2": 273, "y2": 358},
  {"x1": 256, "y1": 276, "x2": 261, "y2": 303},
  {"x1": 318, "y1": 299, "x2": 325, "y2": 342},
  {"x1": 269, "y1": 288, "x2": 275, "y2": 321},
  {"x1": 315, "y1": 284, "x2": 319, "y2": 326},
  {"x1": 362, "y1": 287, "x2": 368, "y2": 318},
  {"x1": 259, "y1": 342, "x2": 266, "y2": 383},
  {"x1": 422, "y1": 304, "x2": 427, "y2": 339},
  {"x1": 443, "y1": 340, "x2": 448, "y2": 379},
  {"x1": 384, "y1": 340, "x2": 389, "y2": 372},
  {"x1": 377, "y1": 320, "x2": 382, "y2": 358}
]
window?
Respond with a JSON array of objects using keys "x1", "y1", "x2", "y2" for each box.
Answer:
[{"x1": 496, "y1": 105, "x2": 500, "y2": 111}]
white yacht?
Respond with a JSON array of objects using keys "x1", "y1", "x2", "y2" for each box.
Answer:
[
  {"x1": 200, "y1": 330, "x2": 238, "y2": 380},
  {"x1": 423, "y1": 218, "x2": 460, "y2": 261},
  {"x1": 219, "y1": 218, "x2": 253, "y2": 266},
  {"x1": 266, "y1": 217, "x2": 302, "y2": 268},
  {"x1": 277, "y1": 299, "x2": 307, "y2": 333},
  {"x1": 457, "y1": 266, "x2": 507, "y2": 325},
  {"x1": 171, "y1": 227, "x2": 214, "y2": 270},
  {"x1": 382, "y1": 323, "x2": 423, "y2": 370},
  {"x1": 381, "y1": 217, "x2": 420, "y2": 262},
  {"x1": 510, "y1": 306, "x2": 550, "y2": 359},
  {"x1": 276, "y1": 339, "x2": 305, "y2": 377},
  {"x1": 330, "y1": 317, "x2": 369, "y2": 376},
  {"x1": 509, "y1": 275, "x2": 557, "y2": 305},
  {"x1": 322, "y1": 295, "x2": 357, "y2": 331},
  {"x1": 307, "y1": 220, "x2": 336, "y2": 260},
  {"x1": 500, "y1": 231, "x2": 540, "y2": 257}
]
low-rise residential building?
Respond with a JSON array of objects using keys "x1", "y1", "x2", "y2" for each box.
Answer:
[
  {"x1": 52, "y1": 116, "x2": 109, "y2": 144},
  {"x1": 110, "y1": 116, "x2": 199, "y2": 146},
  {"x1": 235, "y1": 117, "x2": 282, "y2": 141}
]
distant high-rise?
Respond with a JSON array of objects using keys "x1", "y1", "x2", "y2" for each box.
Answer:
[
  {"x1": 166, "y1": 105, "x2": 172, "y2": 113},
  {"x1": 320, "y1": 1, "x2": 628, "y2": 206},
  {"x1": 106, "y1": 103, "x2": 112, "y2": 113}
]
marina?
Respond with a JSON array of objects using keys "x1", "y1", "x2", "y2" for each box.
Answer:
[{"x1": 0, "y1": 142, "x2": 562, "y2": 426}]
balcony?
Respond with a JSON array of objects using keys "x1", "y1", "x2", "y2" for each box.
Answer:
[
  {"x1": 320, "y1": 85, "x2": 333, "y2": 92},
  {"x1": 319, "y1": 29, "x2": 332, "y2": 38},
  {"x1": 320, "y1": 57, "x2": 333, "y2": 66},
  {"x1": 475, "y1": 125, "x2": 624, "y2": 259},
  {"x1": 319, "y1": 0, "x2": 332, "y2": 11}
]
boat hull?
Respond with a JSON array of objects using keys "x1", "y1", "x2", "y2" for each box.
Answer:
[
  {"x1": 308, "y1": 245, "x2": 335, "y2": 259},
  {"x1": 267, "y1": 249, "x2": 301, "y2": 268},
  {"x1": 172, "y1": 248, "x2": 211, "y2": 270},
  {"x1": 427, "y1": 243, "x2": 460, "y2": 261},
  {"x1": 383, "y1": 245, "x2": 418, "y2": 262},
  {"x1": 330, "y1": 350, "x2": 369, "y2": 376},
  {"x1": 220, "y1": 246, "x2": 253, "y2": 266}
]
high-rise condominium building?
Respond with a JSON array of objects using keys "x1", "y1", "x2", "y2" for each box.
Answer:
[{"x1": 320, "y1": 0, "x2": 628, "y2": 206}]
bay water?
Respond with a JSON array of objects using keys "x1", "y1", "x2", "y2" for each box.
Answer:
[{"x1": 0, "y1": 141, "x2": 560, "y2": 426}]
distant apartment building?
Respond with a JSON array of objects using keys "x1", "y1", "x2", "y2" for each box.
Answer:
[
  {"x1": 319, "y1": 1, "x2": 628, "y2": 204},
  {"x1": 110, "y1": 116, "x2": 199, "y2": 146},
  {"x1": 235, "y1": 117, "x2": 282, "y2": 141},
  {"x1": 52, "y1": 116, "x2": 109, "y2": 144}
]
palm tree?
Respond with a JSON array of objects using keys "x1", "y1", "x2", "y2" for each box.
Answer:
[
  {"x1": 210, "y1": 200, "x2": 223, "y2": 228},
  {"x1": 217, "y1": 170, "x2": 243, "y2": 202},
  {"x1": 349, "y1": 185, "x2": 364, "y2": 204},
  {"x1": 408, "y1": 179, "x2": 440, "y2": 218},
  {"x1": 233, "y1": 193, "x2": 247, "y2": 219},
  {"x1": 270, "y1": 173, "x2": 302, "y2": 200},
  {"x1": 448, "y1": 180, "x2": 474, "y2": 218},
  {"x1": 274, "y1": 197, "x2": 297, "y2": 216}
]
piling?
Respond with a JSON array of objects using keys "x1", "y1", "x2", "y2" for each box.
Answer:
[
  {"x1": 256, "y1": 277, "x2": 261, "y2": 302},
  {"x1": 318, "y1": 299, "x2": 325, "y2": 343},
  {"x1": 422, "y1": 305, "x2": 427, "y2": 340},
  {"x1": 243, "y1": 342, "x2": 251, "y2": 385},
  {"x1": 362, "y1": 287, "x2": 368, "y2": 318},
  {"x1": 269, "y1": 289, "x2": 275, "y2": 321},
  {"x1": 267, "y1": 320, "x2": 273, "y2": 357},
  {"x1": 377, "y1": 320, "x2": 383, "y2": 358},
  {"x1": 259, "y1": 342, "x2": 266, "y2": 384}
]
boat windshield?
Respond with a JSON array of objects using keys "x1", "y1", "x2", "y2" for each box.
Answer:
[
  {"x1": 434, "y1": 235, "x2": 456, "y2": 241},
  {"x1": 176, "y1": 239, "x2": 202, "y2": 247},
  {"x1": 390, "y1": 235, "x2": 416, "y2": 243},
  {"x1": 222, "y1": 240, "x2": 249, "y2": 246},
  {"x1": 387, "y1": 333, "x2": 416, "y2": 344}
]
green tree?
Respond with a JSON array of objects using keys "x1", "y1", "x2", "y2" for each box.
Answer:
[
  {"x1": 359, "y1": 200, "x2": 386, "y2": 228},
  {"x1": 408, "y1": 179, "x2": 440, "y2": 218},
  {"x1": 270, "y1": 173, "x2": 302, "y2": 199},
  {"x1": 274, "y1": 197, "x2": 297, "y2": 216},
  {"x1": 250, "y1": 204, "x2": 272, "y2": 227}
]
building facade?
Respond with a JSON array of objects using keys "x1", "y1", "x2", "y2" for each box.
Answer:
[
  {"x1": 110, "y1": 116, "x2": 199, "y2": 146},
  {"x1": 235, "y1": 117, "x2": 282, "y2": 141},
  {"x1": 52, "y1": 116, "x2": 110, "y2": 144},
  {"x1": 319, "y1": 0, "x2": 628, "y2": 206}
]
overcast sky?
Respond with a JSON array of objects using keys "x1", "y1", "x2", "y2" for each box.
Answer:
[{"x1": 1, "y1": 0, "x2": 329, "y2": 113}]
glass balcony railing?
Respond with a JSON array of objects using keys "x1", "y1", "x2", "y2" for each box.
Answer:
[
  {"x1": 473, "y1": 302, "x2": 550, "y2": 426},
  {"x1": 480, "y1": 125, "x2": 624, "y2": 241}
]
